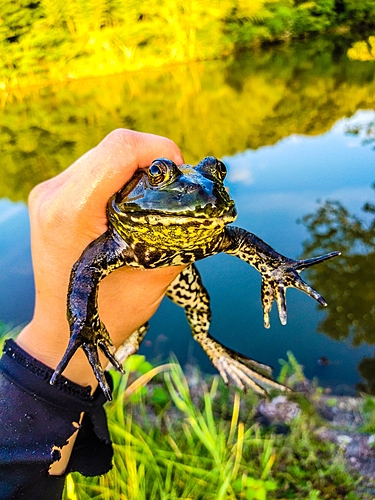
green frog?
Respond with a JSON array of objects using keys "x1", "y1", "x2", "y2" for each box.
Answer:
[{"x1": 50, "y1": 157, "x2": 339, "y2": 400}]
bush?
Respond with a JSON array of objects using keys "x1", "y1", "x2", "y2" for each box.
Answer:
[
  {"x1": 291, "y1": 0, "x2": 336, "y2": 36},
  {"x1": 337, "y1": 0, "x2": 375, "y2": 26}
]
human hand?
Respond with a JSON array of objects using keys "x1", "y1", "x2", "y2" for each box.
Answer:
[{"x1": 17, "y1": 129, "x2": 185, "y2": 390}]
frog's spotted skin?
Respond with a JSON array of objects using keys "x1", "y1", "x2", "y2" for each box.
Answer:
[
  {"x1": 114, "y1": 324, "x2": 149, "y2": 364},
  {"x1": 165, "y1": 265, "x2": 281, "y2": 396},
  {"x1": 50, "y1": 156, "x2": 339, "y2": 400}
]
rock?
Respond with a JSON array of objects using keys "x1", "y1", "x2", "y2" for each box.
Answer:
[
  {"x1": 256, "y1": 395, "x2": 300, "y2": 428},
  {"x1": 337, "y1": 434, "x2": 353, "y2": 447}
]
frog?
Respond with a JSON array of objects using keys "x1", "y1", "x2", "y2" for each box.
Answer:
[{"x1": 50, "y1": 156, "x2": 339, "y2": 400}]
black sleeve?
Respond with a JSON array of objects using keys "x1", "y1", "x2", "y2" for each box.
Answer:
[{"x1": 0, "y1": 339, "x2": 113, "y2": 500}]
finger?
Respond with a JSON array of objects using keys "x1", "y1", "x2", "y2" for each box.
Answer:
[
  {"x1": 68, "y1": 129, "x2": 184, "y2": 211},
  {"x1": 33, "y1": 130, "x2": 184, "y2": 230},
  {"x1": 276, "y1": 284, "x2": 287, "y2": 325},
  {"x1": 261, "y1": 280, "x2": 274, "y2": 328},
  {"x1": 293, "y1": 251, "x2": 341, "y2": 271},
  {"x1": 292, "y1": 274, "x2": 328, "y2": 306}
]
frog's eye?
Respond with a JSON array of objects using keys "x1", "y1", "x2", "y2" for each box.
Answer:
[
  {"x1": 148, "y1": 158, "x2": 175, "y2": 187},
  {"x1": 194, "y1": 156, "x2": 228, "y2": 183},
  {"x1": 216, "y1": 160, "x2": 227, "y2": 181}
]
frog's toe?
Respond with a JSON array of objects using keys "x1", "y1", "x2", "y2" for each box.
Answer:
[
  {"x1": 261, "y1": 281, "x2": 274, "y2": 329},
  {"x1": 83, "y1": 333, "x2": 125, "y2": 400},
  {"x1": 214, "y1": 355, "x2": 289, "y2": 397},
  {"x1": 292, "y1": 273, "x2": 328, "y2": 306},
  {"x1": 261, "y1": 278, "x2": 288, "y2": 327},
  {"x1": 81, "y1": 342, "x2": 113, "y2": 401},
  {"x1": 294, "y1": 251, "x2": 340, "y2": 271},
  {"x1": 50, "y1": 336, "x2": 83, "y2": 386},
  {"x1": 98, "y1": 340, "x2": 125, "y2": 374},
  {"x1": 230, "y1": 351, "x2": 273, "y2": 378},
  {"x1": 275, "y1": 284, "x2": 287, "y2": 325},
  {"x1": 50, "y1": 323, "x2": 122, "y2": 401},
  {"x1": 222, "y1": 360, "x2": 268, "y2": 396}
]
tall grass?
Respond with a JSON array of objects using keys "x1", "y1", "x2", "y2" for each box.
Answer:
[
  {"x1": 65, "y1": 360, "x2": 276, "y2": 499},
  {"x1": 63, "y1": 355, "x2": 361, "y2": 499},
  {"x1": 0, "y1": 329, "x2": 363, "y2": 498}
]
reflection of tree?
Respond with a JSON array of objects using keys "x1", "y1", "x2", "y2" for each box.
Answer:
[
  {"x1": 357, "y1": 355, "x2": 375, "y2": 395},
  {"x1": 301, "y1": 187, "x2": 375, "y2": 347},
  {"x1": 348, "y1": 36, "x2": 375, "y2": 61},
  {"x1": 2, "y1": 35, "x2": 375, "y2": 201},
  {"x1": 1, "y1": 0, "x2": 374, "y2": 88},
  {"x1": 346, "y1": 118, "x2": 375, "y2": 148}
]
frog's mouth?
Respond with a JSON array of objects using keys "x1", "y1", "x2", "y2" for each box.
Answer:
[
  {"x1": 114, "y1": 168, "x2": 237, "y2": 223},
  {"x1": 140, "y1": 204, "x2": 238, "y2": 225},
  {"x1": 108, "y1": 200, "x2": 237, "y2": 251},
  {"x1": 110, "y1": 197, "x2": 237, "y2": 227}
]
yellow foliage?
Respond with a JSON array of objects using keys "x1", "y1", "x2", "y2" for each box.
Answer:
[
  {"x1": 1, "y1": 36, "x2": 375, "y2": 202},
  {"x1": 235, "y1": 0, "x2": 267, "y2": 19},
  {"x1": 298, "y1": 2, "x2": 317, "y2": 10},
  {"x1": 347, "y1": 36, "x2": 375, "y2": 61}
]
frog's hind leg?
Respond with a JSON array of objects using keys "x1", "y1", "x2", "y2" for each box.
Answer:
[
  {"x1": 166, "y1": 264, "x2": 289, "y2": 396},
  {"x1": 111, "y1": 323, "x2": 149, "y2": 366}
]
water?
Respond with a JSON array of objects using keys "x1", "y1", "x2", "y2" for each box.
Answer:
[{"x1": 1, "y1": 35, "x2": 374, "y2": 394}]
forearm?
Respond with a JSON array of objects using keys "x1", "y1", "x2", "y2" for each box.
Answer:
[
  {"x1": 223, "y1": 226, "x2": 287, "y2": 271},
  {"x1": 6, "y1": 130, "x2": 185, "y2": 489}
]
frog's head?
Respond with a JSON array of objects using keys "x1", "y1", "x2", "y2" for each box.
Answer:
[{"x1": 108, "y1": 156, "x2": 237, "y2": 251}]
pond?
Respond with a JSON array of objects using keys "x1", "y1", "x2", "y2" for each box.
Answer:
[{"x1": 1, "y1": 35, "x2": 375, "y2": 395}]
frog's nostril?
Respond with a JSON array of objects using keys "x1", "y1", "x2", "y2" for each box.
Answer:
[{"x1": 184, "y1": 184, "x2": 198, "y2": 194}]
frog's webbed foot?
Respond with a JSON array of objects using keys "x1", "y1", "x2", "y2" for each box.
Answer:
[
  {"x1": 167, "y1": 264, "x2": 289, "y2": 396},
  {"x1": 198, "y1": 335, "x2": 289, "y2": 396},
  {"x1": 50, "y1": 321, "x2": 124, "y2": 401},
  {"x1": 262, "y1": 251, "x2": 340, "y2": 328}
]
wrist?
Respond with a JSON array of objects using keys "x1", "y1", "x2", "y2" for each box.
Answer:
[{"x1": 16, "y1": 322, "x2": 99, "y2": 391}]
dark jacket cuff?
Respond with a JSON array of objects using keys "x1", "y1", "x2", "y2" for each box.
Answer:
[{"x1": 0, "y1": 339, "x2": 113, "y2": 477}]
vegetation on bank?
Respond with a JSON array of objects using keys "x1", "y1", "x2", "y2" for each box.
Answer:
[
  {"x1": 1, "y1": 0, "x2": 375, "y2": 88},
  {"x1": 62, "y1": 355, "x2": 370, "y2": 499},
  {"x1": 1, "y1": 326, "x2": 373, "y2": 498}
]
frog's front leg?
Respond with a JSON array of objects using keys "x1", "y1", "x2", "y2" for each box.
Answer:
[
  {"x1": 50, "y1": 229, "x2": 131, "y2": 400},
  {"x1": 166, "y1": 264, "x2": 288, "y2": 396},
  {"x1": 223, "y1": 227, "x2": 340, "y2": 328}
]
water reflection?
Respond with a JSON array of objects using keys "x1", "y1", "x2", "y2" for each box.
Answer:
[
  {"x1": 1, "y1": 35, "x2": 375, "y2": 201},
  {"x1": 301, "y1": 118, "x2": 375, "y2": 392},
  {"x1": 0, "y1": 35, "x2": 375, "y2": 393},
  {"x1": 346, "y1": 116, "x2": 375, "y2": 149},
  {"x1": 301, "y1": 188, "x2": 375, "y2": 347},
  {"x1": 357, "y1": 356, "x2": 375, "y2": 395}
]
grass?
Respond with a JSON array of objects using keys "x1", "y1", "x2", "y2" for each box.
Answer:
[
  {"x1": 0, "y1": 328, "x2": 368, "y2": 498},
  {"x1": 65, "y1": 358, "x2": 276, "y2": 499},
  {"x1": 63, "y1": 355, "x2": 363, "y2": 500}
]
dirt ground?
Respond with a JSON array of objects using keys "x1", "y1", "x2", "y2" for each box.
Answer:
[{"x1": 256, "y1": 391, "x2": 375, "y2": 498}]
